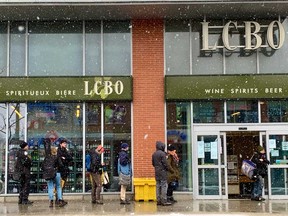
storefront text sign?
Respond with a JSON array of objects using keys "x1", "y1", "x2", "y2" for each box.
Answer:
[
  {"x1": 202, "y1": 21, "x2": 285, "y2": 51},
  {"x1": 165, "y1": 74, "x2": 288, "y2": 100},
  {"x1": 0, "y1": 76, "x2": 132, "y2": 102}
]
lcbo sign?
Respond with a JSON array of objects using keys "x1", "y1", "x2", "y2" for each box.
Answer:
[{"x1": 202, "y1": 21, "x2": 285, "y2": 51}]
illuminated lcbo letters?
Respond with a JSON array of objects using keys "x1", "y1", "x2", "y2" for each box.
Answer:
[
  {"x1": 84, "y1": 80, "x2": 124, "y2": 96},
  {"x1": 202, "y1": 20, "x2": 285, "y2": 51}
]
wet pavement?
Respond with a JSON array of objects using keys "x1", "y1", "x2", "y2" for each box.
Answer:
[{"x1": 1, "y1": 197, "x2": 288, "y2": 216}]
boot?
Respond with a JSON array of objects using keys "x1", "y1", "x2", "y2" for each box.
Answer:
[
  {"x1": 49, "y1": 200, "x2": 53, "y2": 208},
  {"x1": 57, "y1": 200, "x2": 67, "y2": 207}
]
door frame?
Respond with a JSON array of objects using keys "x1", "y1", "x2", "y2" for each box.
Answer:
[{"x1": 193, "y1": 124, "x2": 288, "y2": 200}]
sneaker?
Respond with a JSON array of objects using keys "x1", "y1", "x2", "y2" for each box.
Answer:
[
  {"x1": 57, "y1": 200, "x2": 67, "y2": 207},
  {"x1": 259, "y1": 197, "x2": 266, "y2": 201},
  {"x1": 120, "y1": 200, "x2": 130, "y2": 205},
  {"x1": 161, "y1": 202, "x2": 172, "y2": 206}
]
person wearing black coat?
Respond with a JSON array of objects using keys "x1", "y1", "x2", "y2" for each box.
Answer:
[
  {"x1": 57, "y1": 139, "x2": 73, "y2": 204},
  {"x1": 42, "y1": 146, "x2": 66, "y2": 208},
  {"x1": 251, "y1": 145, "x2": 270, "y2": 201},
  {"x1": 16, "y1": 141, "x2": 33, "y2": 205},
  {"x1": 152, "y1": 141, "x2": 171, "y2": 206}
]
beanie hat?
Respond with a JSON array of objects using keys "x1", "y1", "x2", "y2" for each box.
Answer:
[
  {"x1": 121, "y1": 143, "x2": 129, "y2": 149},
  {"x1": 60, "y1": 138, "x2": 67, "y2": 144},
  {"x1": 257, "y1": 146, "x2": 264, "y2": 152},
  {"x1": 167, "y1": 144, "x2": 176, "y2": 151},
  {"x1": 20, "y1": 141, "x2": 28, "y2": 149}
]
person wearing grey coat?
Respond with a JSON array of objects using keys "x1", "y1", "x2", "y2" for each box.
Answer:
[{"x1": 152, "y1": 141, "x2": 171, "y2": 206}]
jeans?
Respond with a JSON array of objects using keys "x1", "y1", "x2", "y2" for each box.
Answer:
[
  {"x1": 156, "y1": 180, "x2": 168, "y2": 203},
  {"x1": 251, "y1": 176, "x2": 264, "y2": 198},
  {"x1": 47, "y1": 172, "x2": 62, "y2": 201},
  {"x1": 90, "y1": 172, "x2": 102, "y2": 201}
]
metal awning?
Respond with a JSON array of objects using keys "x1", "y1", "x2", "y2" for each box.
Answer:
[{"x1": 0, "y1": 1, "x2": 288, "y2": 21}]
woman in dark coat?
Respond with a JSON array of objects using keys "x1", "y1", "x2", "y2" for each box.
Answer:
[{"x1": 166, "y1": 144, "x2": 180, "y2": 203}]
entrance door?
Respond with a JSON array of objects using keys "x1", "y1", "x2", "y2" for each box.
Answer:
[
  {"x1": 193, "y1": 131, "x2": 227, "y2": 199},
  {"x1": 266, "y1": 131, "x2": 288, "y2": 199}
]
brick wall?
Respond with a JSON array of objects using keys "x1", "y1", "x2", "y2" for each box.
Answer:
[{"x1": 132, "y1": 19, "x2": 165, "y2": 178}]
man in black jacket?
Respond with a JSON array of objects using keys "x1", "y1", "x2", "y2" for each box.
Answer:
[
  {"x1": 152, "y1": 141, "x2": 171, "y2": 206},
  {"x1": 16, "y1": 141, "x2": 33, "y2": 205}
]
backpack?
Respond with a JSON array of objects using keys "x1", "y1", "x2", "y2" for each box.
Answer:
[
  {"x1": 119, "y1": 151, "x2": 130, "y2": 166},
  {"x1": 41, "y1": 155, "x2": 56, "y2": 180},
  {"x1": 85, "y1": 153, "x2": 91, "y2": 172}
]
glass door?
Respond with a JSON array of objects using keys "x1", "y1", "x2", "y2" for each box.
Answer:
[
  {"x1": 193, "y1": 131, "x2": 227, "y2": 199},
  {"x1": 266, "y1": 131, "x2": 288, "y2": 199}
]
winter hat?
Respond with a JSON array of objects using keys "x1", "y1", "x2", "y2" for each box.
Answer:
[
  {"x1": 60, "y1": 138, "x2": 68, "y2": 145},
  {"x1": 121, "y1": 143, "x2": 129, "y2": 149},
  {"x1": 20, "y1": 141, "x2": 28, "y2": 149},
  {"x1": 167, "y1": 144, "x2": 176, "y2": 151},
  {"x1": 96, "y1": 145, "x2": 105, "y2": 153},
  {"x1": 257, "y1": 145, "x2": 264, "y2": 152}
]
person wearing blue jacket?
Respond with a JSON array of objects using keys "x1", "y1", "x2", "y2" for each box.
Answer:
[{"x1": 118, "y1": 143, "x2": 132, "y2": 205}]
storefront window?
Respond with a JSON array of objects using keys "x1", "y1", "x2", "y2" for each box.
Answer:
[
  {"x1": 103, "y1": 21, "x2": 131, "y2": 75},
  {"x1": 193, "y1": 101, "x2": 224, "y2": 123},
  {"x1": 85, "y1": 21, "x2": 101, "y2": 76},
  {"x1": 26, "y1": 102, "x2": 83, "y2": 193},
  {"x1": 0, "y1": 22, "x2": 7, "y2": 77},
  {"x1": 104, "y1": 102, "x2": 131, "y2": 192},
  {"x1": 260, "y1": 100, "x2": 288, "y2": 123},
  {"x1": 10, "y1": 22, "x2": 26, "y2": 76},
  {"x1": 28, "y1": 21, "x2": 83, "y2": 76},
  {"x1": 226, "y1": 100, "x2": 258, "y2": 123},
  {"x1": 85, "y1": 103, "x2": 101, "y2": 192},
  {"x1": 166, "y1": 102, "x2": 192, "y2": 192},
  {"x1": 165, "y1": 20, "x2": 190, "y2": 75},
  {"x1": 0, "y1": 104, "x2": 7, "y2": 194},
  {"x1": 7, "y1": 103, "x2": 26, "y2": 194}
]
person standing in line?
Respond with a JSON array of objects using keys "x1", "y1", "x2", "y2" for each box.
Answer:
[
  {"x1": 57, "y1": 139, "x2": 73, "y2": 204},
  {"x1": 118, "y1": 143, "x2": 132, "y2": 205},
  {"x1": 17, "y1": 141, "x2": 33, "y2": 205},
  {"x1": 152, "y1": 141, "x2": 172, "y2": 206},
  {"x1": 42, "y1": 147, "x2": 66, "y2": 208},
  {"x1": 251, "y1": 145, "x2": 270, "y2": 201},
  {"x1": 166, "y1": 144, "x2": 180, "y2": 203},
  {"x1": 89, "y1": 145, "x2": 105, "y2": 204}
]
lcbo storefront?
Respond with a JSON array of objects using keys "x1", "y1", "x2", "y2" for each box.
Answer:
[{"x1": 1, "y1": 1, "x2": 288, "y2": 201}]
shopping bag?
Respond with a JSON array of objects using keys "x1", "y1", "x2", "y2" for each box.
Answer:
[
  {"x1": 241, "y1": 159, "x2": 256, "y2": 179},
  {"x1": 101, "y1": 171, "x2": 110, "y2": 189}
]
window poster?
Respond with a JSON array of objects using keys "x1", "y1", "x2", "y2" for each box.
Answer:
[
  {"x1": 269, "y1": 139, "x2": 276, "y2": 149},
  {"x1": 198, "y1": 141, "x2": 204, "y2": 159},
  {"x1": 282, "y1": 141, "x2": 288, "y2": 151},
  {"x1": 210, "y1": 141, "x2": 218, "y2": 159}
]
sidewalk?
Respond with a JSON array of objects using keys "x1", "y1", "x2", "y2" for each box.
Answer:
[{"x1": 1, "y1": 198, "x2": 288, "y2": 216}]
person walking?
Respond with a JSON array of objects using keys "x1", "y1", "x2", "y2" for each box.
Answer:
[
  {"x1": 166, "y1": 144, "x2": 180, "y2": 203},
  {"x1": 89, "y1": 145, "x2": 105, "y2": 204},
  {"x1": 251, "y1": 145, "x2": 269, "y2": 201},
  {"x1": 152, "y1": 141, "x2": 171, "y2": 206},
  {"x1": 57, "y1": 139, "x2": 73, "y2": 204},
  {"x1": 118, "y1": 143, "x2": 132, "y2": 205},
  {"x1": 16, "y1": 141, "x2": 33, "y2": 205},
  {"x1": 42, "y1": 147, "x2": 67, "y2": 208}
]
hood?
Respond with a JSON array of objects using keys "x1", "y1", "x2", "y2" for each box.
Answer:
[{"x1": 156, "y1": 141, "x2": 165, "y2": 151}]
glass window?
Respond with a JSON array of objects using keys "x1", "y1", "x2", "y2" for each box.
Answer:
[
  {"x1": 26, "y1": 102, "x2": 83, "y2": 193},
  {"x1": 166, "y1": 102, "x2": 192, "y2": 192},
  {"x1": 28, "y1": 21, "x2": 83, "y2": 76},
  {"x1": 10, "y1": 22, "x2": 26, "y2": 76},
  {"x1": 165, "y1": 20, "x2": 190, "y2": 75},
  {"x1": 260, "y1": 100, "x2": 288, "y2": 123},
  {"x1": 193, "y1": 101, "x2": 224, "y2": 123},
  {"x1": 103, "y1": 21, "x2": 131, "y2": 75},
  {"x1": 104, "y1": 102, "x2": 131, "y2": 192},
  {"x1": 192, "y1": 21, "x2": 223, "y2": 75},
  {"x1": 85, "y1": 21, "x2": 101, "y2": 76},
  {"x1": 85, "y1": 103, "x2": 101, "y2": 191},
  {"x1": 0, "y1": 104, "x2": 6, "y2": 194},
  {"x1": 259, "y1": 19, "x2": 288, "y2": 74},
  {"x1": 7, "y1": 103, "x2": 26, "y2": 194},
  {"x1": 226, "y1": 100, "x2": 258, "y2": 123},
  {"x1": 0, "y1": 22, "x2": 7, "y2": 77}
]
